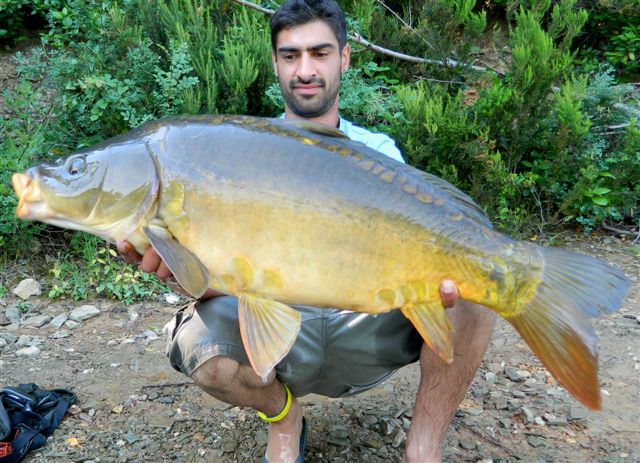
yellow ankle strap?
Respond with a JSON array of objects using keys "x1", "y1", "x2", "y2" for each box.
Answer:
[{"x1": 257, "y1": 384, "x2": 292, "y2": 423}]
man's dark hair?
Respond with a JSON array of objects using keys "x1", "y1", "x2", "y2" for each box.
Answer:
[{"x1": 270, "y1": 0, "x2": 347, "y2": 51}]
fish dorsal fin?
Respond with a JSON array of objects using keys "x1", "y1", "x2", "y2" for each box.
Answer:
[
  {"x1": 401, "y1": 300, "x2": 454, "y2": 364},
  {"x1": 144, "y1": 223, "x2": 210, "y2": 298},
  {"x1": 237, "y1": 292, "x2": 301, "y2": 380},
  {"x1": 286, "y1": 120, "x2": 349, "y2": 138}
]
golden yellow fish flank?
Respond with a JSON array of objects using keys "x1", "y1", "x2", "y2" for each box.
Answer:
[{"x1": 12, "y1": 115, "x2": 630, "y2": 410}]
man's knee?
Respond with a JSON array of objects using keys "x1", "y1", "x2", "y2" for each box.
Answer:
[{"x1": 191, "y1": 356, "x2": 241, "y2": 393}]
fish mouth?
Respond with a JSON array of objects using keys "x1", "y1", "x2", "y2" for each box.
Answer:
[{"x1": 12, "y1": 173, "x2": 50, "y2": 220}]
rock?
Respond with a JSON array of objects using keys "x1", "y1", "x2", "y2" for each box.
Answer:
[
  {"x1": 223, "y1": 438, "x2": 238, "y2": 453},
  {"x1": 485, "y1": 372, "x2": 497, "y2": 382},
  {"x1": 13, "y1": 278, "x2": 41, "y2": 300},
  {"x1": 521, "y1": 406, "x2": 535, "y2": 424},
  {"x1": 163, "y1": 293, "x2": 181, "y2": 304},
  {"x1": 65, "y1": 320, "x2": 80, "y2": 330},
  {"x1": 5, "y1": 306, "x2": 21, "y2": 325},
  {"x1": 527, "y1": 436, "x2": 545, "y2": 447},
  {"x1": 391, "y1": 427, "x2": 406, "y2": 448},
  {"x1": 379, "y1": 417, "x2": 396, "y2": 436},
  {"x1": 544, "y1": 413, "x2": 568, "y2": 426},
  {"x1": 255, "y1": 429, "x2": 268, "y2": 446},
  {"x1": 23, "y1": 314, "x2": 51, "y2": 328},
  {"x1": 511, "y1": 390, "x2": 526, "y2": 398},
  {"x1": 0, "y1": 332, "x2": 17, "y2": 344},
  {"x1": 460, "y1": 439, "x2": 477, "y2": 450},
  {"x1": 142, "y1": 330, "x2": 159, "y2": 342},
  {"x1": 16, "y1": 334, "x2": 34, "y2": 347},
  {"x1": 534, "y1": 416, "x2": 545, "y2": 426},
  {"x1": 16, "y1": 346, "x2": 41, "y2": 357},
  {"x1": 504, "y1": 367, "x2": 520, "y2": 381},
  {"x1": 524, "y1": 378, "x2": 537, "y2": 387},
  {"x1": 359, "y1": 415, "x2": 378, "y2": 428},
  {"x1": 568, "y1": 405, "x2": 588, "y2": 421},
  {"x1": 51, "y1": 330, "x2": 70, "y2": 339},
  {"x1": 0, "y1": 338, "x2": 6, "y2": 349},
  {"x1": 69, "y1": 305, "x2": 101, "y2": 322},
  {"x1": 128, "y1": 307, "x2": 139, "y2": 322},
  {"x1": 49, "y1": 313, "x2": 68, "y2": 328}
]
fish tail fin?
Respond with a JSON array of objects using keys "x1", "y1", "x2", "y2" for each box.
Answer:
[{"x1": 505, "y1": 246, "x2": 630, "y2": 410}]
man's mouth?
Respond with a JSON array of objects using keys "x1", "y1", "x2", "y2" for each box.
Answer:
[{"x1": 291, "y1": 80, "x2": 324, "y2": 96}]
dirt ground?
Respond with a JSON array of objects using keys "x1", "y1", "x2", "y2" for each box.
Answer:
[{"x1": 0, "y1": 233, "x2": 638, "y2": 463}]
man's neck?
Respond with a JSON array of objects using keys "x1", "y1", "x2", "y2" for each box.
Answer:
[{"x1": 283, "y1": 106, "x2": 340, "y2": 128}]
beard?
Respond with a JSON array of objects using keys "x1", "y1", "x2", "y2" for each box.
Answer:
[{"x1": 279, "y1": 74, "x2": 340, "y2": 119}]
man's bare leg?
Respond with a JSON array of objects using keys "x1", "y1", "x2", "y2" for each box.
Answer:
[
  {"x1": 403, "y1": 301, "x2": 496, "y2": 463},
  {"x1": 191, "y1": 356, "x2": 304, "y2": 463}
]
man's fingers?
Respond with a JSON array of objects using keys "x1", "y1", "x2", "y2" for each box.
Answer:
[
  {"x1": 139, "y1": 247, "x2": 174, "y2": 281},
  {"x1": 116, "y1": 241, "x2": 142, "y2": 264},
  {"x1": 155, "y1": 261, "x2": 173, "y2": 281},
  {"x1": 440, "y1": 280, "x2": 459, "y2": 308}
]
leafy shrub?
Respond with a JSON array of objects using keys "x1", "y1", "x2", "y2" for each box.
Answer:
[{"x1": 47, "y1": 233, "x2": 167, "y2": 304}]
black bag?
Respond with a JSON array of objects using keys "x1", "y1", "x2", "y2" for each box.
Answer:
[{"x1": 0, "y1": 383, "x2": 76, "y2": 463}]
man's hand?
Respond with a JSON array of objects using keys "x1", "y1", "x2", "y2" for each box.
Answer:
[{"x1": 116, "y1": 241, "x2": 222, "y2": 300}]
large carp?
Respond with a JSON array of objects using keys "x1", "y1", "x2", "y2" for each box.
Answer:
[{"x1": 12, "y1": 115, "x2": 629, "y2": 410}]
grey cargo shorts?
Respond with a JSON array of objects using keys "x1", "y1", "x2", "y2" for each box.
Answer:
[{"x1": 166, "y1": 296, "x2": 422, "y2": 398}]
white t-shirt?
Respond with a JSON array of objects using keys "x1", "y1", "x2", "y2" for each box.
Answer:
[
  {"x1": 338, "y1": 117, "x2": 404, "y2": 163},
  {"x1": 280, "y1": 114, "x2": 404, "y2": 163}
]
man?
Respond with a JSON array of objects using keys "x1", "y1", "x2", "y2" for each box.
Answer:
[{"x1": 119, "y1": 1, "x2": 496, "y2": 462}]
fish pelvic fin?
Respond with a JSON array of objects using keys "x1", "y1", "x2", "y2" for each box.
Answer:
[
  {"x1": 401, "y1": 301, "x2": 454, "y2": 364},
  {"x1": 505, "y1": 246, "x2": 630, "y2": 411},
  {"x1": 144, "y1": 223, "x2": 210, "y2": 298},
  {"x1": 237, "y1": 293, "x2": 301, "y2": 380}
]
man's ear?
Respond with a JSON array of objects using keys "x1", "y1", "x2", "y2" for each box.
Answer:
[
  {"x1": 341, "y1": 43, "x2": 351, "y2": 73},
  {"x1": 271, "y1": 51, "x2": 278, "y2": 77}
]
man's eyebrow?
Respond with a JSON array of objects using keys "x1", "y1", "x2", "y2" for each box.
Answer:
[{"x1": 277, "y1": 43, "x2": 336, "y2": 53}]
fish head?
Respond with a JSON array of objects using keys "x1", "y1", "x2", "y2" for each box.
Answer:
[{"x1": 12, "y1": 137, "x2": 158, "y2": 241}]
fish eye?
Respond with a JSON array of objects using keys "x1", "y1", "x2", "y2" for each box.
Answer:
[{"x1": 68, "y1": 157, "x2": 86, "y2": 176}]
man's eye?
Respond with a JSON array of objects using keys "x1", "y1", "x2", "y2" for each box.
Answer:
[{"x1": 283, "y1": 55, "x2": 296, "y2": 61}]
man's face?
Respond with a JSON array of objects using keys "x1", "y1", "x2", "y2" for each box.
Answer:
[{"x1": 272, "y1": 20, "x2": 350, "y2": 120}]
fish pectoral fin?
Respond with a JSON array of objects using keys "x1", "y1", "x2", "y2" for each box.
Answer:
[
  {"x1": 401, "y1": 301, "x2": 454, "y2": 364},
  {"x1": 144, "y1": 224, "x2": 210, "y2": 299},
  {"x1": 237, "y1": 292, "x2": 301, "y2": 380}
]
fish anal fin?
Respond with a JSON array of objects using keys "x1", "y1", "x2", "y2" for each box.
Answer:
[
  {"x1": 144, "y1": 224, "x2": 210, "y2": 298},
  {"x1": 506, "y1": 302, "x2": 600, "y2": 410},
  {"x1": 237, "y1": 293, "x2": 301, "y2": 380},
  {"x1": 401, "y1": 301, "x2": 454, "y2": 364}
]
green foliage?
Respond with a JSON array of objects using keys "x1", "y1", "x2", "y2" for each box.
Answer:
[
  {"x1": 0, "y1": 76, "x2": 59, "y2": 260},
  {"x1": 604, "y1": 25, "x2": 640, "y2": 74},
  {"x1": 576, "y1": 1, "x2": 640, "y2": 77},
  {"x1": 47, "y1": 233, "x2": 167, "y2": 304}
]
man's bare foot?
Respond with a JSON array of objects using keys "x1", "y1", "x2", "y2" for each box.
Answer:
[{"x1": 265, "y1": 397, "x2": 304, "y2": 463}]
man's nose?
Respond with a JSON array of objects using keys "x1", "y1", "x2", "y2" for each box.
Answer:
[{"x1": 297, "y1": 53, "x2": 316, "y2": 81}]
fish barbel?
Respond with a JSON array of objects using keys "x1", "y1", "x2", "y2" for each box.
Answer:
[{"x1": 12, "y1": 115, "x2": 630, "y2": 410}]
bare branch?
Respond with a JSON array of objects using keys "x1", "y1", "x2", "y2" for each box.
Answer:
[
  {"x1": 375, "y1": 0, "x2": 434, "y2": 50},
  {"x1": 229, "y1": 0, "x2": 499, "y2": 75}
]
